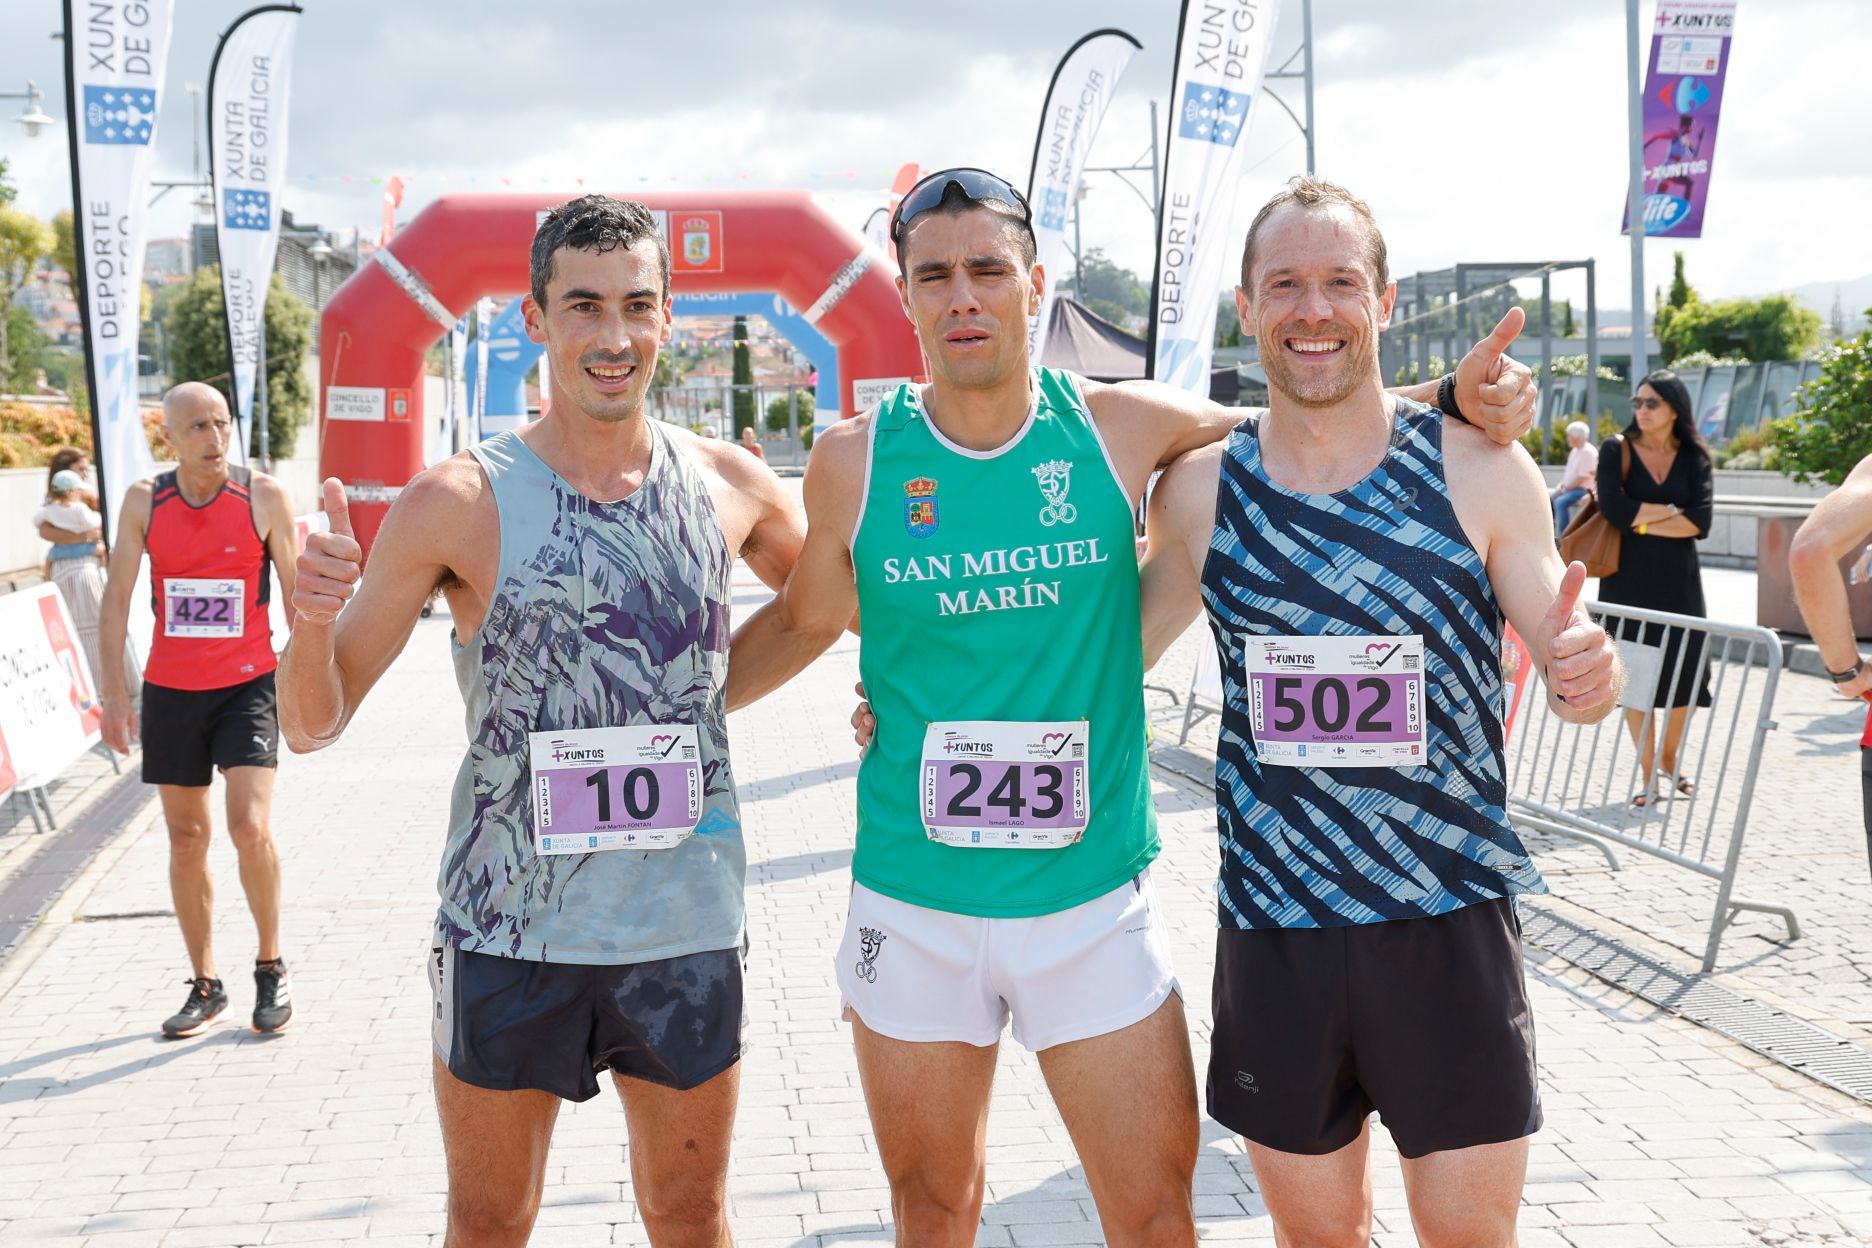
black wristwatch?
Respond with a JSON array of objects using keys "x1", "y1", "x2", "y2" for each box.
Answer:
[
  {"x1": 1436, "y1": 372, "x2": 1471, "y2": 426},
  {"x1": 1830, "y1": 657, "x2": 1867, "y2": 684}
]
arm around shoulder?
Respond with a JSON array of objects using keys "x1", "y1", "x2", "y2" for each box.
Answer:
[{"x1": 1140, "y1": 442, "x2": 1223, "y2": 669}]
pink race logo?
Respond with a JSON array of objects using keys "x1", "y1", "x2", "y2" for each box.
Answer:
[{"x1": 1041, "y1": 733, "x2": 1067, "y2": 747}]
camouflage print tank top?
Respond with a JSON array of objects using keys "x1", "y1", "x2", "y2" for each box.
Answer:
[{"x1": 436, "y1": 422, "x2": 743, "y2": 964}]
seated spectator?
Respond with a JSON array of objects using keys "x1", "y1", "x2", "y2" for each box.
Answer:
[{"x1": 1552, "y1": 421, "x2": 1599, "y2": 533}]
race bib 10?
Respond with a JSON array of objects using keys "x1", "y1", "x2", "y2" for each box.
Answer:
[
  {"x1": 529, "y1": 724, "x2": 704, "y2": 855},
  {"x1": 1244, "y1": 635, "x2": 1426, "y2": 768},
  {"x1": 920, "y1": 719, "x2": 1088, "y2": 849}
]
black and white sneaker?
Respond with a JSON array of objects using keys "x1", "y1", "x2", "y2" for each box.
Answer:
[
  {"x1": 253, "y1": 960, "x2": 293, "y2": 1034},
  {"x1": 161, "y1": 978, "x2": 228, "y2": 1038}
]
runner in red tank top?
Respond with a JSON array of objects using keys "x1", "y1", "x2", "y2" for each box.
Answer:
[
  {"x1": 98, "y1": 382, "x2": 302, "y2": 1037},
  {"x1": 143, "y1": 463, "x2": 277, "y2": 690}
]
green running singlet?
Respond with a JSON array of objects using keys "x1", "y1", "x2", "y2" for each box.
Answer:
[{"x1": 851, "y1": 368, "x2": 1157, "y2": 917}]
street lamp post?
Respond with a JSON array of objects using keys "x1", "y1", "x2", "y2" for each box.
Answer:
[{"x1": 0, "y1": 81, "x2": 55, "y2": 138}]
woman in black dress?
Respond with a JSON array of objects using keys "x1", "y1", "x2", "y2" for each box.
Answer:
[{"x1": 1595, "y1": 370, "x2": 1715, "y2": 806}]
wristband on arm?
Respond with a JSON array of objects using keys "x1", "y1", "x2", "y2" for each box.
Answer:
[{"x1": 1436, "y1": 372, "x2": 1470, "y2": 426}]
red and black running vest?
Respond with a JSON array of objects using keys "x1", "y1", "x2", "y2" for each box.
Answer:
[{"x1": 145, "y1": 465, "x2": 276, "y2": 691}]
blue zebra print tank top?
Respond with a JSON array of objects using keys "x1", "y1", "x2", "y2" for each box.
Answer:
[
  {"x1": 1198, "y1": 399, "x2": 1546, "y2": 930},
  {"x1": 436, "y1": 422, "x2": 744, "y2": 963}
]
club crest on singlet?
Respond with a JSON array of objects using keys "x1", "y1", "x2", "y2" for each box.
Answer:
[
  {"x1": 1031, "y1": 460, "x2": 1076, "y2": 527},
  {"x1": 904, "y1": 477, "x2": 940, "y2": 538}
]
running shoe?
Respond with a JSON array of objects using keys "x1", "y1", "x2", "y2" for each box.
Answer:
[
  {"x1": 253, "y1": 959, "x2": 293, "y2": 1034},
  {"x1": 161, "y1": 978, "x2": 228, "y2": 1038}
]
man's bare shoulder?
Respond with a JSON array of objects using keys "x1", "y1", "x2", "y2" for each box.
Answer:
[
  {"x1": 394, "y1": 452, "x2": 490, "y2": 524},
  {"x1": 249, "y1": 470, "x2": 295, "y2": 510},
  {"x1": 1157, "y1": 439, "x2": 1227, "y2": 512},
  {"x1": 803, "y1": 415, "x2": 870, "y2": 484},
  {"x1": 1443, "y1": 418, "x2": 1536, "y2": 475},
  {"x1": 1441, "y1": 419, "x2": 1546, "y2": 518},
  {"x1": 670, "y1": 424, "x2": 783, "y2": 492},
  {"x1": 1164, "y1": 438, "x2": 1230, "y2": 478},
  {"x1": 1439, "y1": 414, "x2": 1532, "y2": 466}
]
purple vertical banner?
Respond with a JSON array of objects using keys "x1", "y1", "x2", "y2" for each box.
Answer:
[{"x1": 1623, "y1": 1, "x2": 1736, "y2": 239}]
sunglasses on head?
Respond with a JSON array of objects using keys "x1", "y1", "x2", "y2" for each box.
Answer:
[{"x1": 890, "y1": 168, "x2": 1035, "y2": 246}]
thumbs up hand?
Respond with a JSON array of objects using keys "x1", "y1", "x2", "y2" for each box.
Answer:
[
  {"x1": 1454, "y1": 307, "x2": 1538, "y2": 447},
  {"x1": 1537, "y1": 561, "x2": 1617, "y2": 711},
  {"x1": 294, "y1": 477, "x2": 363, "y2": 627}
]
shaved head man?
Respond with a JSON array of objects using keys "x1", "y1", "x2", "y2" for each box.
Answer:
[{"x1": 98, "y1": 381, "x2": 303, "y2": 1037}]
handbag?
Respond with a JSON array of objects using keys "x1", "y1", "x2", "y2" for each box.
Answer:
[{"x1": 1558, "y1": 436, "x2": 1631, "y2": 579}]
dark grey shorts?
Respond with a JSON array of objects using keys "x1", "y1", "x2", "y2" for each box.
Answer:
[{"x1": 428, "y1": 940, "x2": 745, "y2": 1102}]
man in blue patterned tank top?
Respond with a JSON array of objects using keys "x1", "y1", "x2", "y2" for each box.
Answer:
[
  {"x1": 1140, "y1": 178, "x2": 1622, "y2": 1247},
  {"x1": 280, "y1": 197, "x2": 807, "y2": 1245}
]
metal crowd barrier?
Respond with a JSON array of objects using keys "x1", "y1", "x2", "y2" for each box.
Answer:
[{"x1": 1505, "y1": 601, "x2": 1793, "y2": 971}]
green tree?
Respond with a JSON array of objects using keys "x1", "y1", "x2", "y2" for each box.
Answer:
[
  {"x1": 166, "y1": 265, "x2": 314, "y2": 459},
  {"x1": 765, "y1": 388, "x2": 812, "y2": 434},
  {"x1": 1768, "y1": 312, "x2": 1872, "y2": 485},
  {"x1": 4, "y1": 305, "x2": 49, "y2": 392},
  {"x1": 0, "y1": 158, "x2": 13, "y2": 205},
  {"x1": 0, "y1": 206, "x2": 53, "y2": 386},
  {"x1": 1077, "y1": 248, "x2": 1148, "y2": 327},
  {"x1": 730, "y1": 315, "x2": 755, "y2": 436},
  {"x1": 1668, "y1": 251, "x2": 1695, "y2": 309},
  {"x1": 51, "y1": 210, "x2": 74, "y2": 276},
  {"x1": 42, "y1": 349, "x2": 85, "y2": 404},
  {"x1": 1655, "y1": 293, "x2": 1822, "y2": 365}
]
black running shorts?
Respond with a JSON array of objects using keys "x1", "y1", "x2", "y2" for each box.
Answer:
[
  {"x1": 140, "y1": 673, "x2": 279, "y2": 787},
  {"x1": 428, "y1": 940, "x2": 745, "y2": 1102},
  {"x1": 1206, "y1": 897, "x2": 1541, "y2": 1159}
]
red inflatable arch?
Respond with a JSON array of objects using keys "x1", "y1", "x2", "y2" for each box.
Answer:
[{"x1": 317, "y1": 191, "x2": 924, "y2": 552}]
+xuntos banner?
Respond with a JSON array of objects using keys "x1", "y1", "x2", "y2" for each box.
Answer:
[
  {"x1": 1625, "y1": 0, "x2": 1737, "y2": 239},
  {"x1": 61, "y1": 0, "x2": 175, "y2": 540},
  {"x1": 1148, "y1": 0, "x2": 1278, "y2": 393},
  {"x1": 210, "y1": 4, "x2": 303, "y2": 463}
]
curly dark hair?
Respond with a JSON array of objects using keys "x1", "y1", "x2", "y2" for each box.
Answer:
[{"x1": 529, "y1": 195, "x2": 670, "y2": 307}]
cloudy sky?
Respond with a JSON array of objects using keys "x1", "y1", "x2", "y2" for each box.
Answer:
[{"x1": 3, "y1": 0, "x2": 1866, "y2": 316}]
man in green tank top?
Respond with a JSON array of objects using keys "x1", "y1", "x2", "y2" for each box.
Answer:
[{"x1": 728, "y1": 168, "x2": 1536, "y2": 1246}]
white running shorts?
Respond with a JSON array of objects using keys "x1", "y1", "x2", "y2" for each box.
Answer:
[{"x1": 835, "y1": 869, "x2": 1180, "y2": 1051}]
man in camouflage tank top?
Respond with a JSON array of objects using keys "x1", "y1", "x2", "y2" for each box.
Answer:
[{"x1": 280, "y1": 196, "x2": 805, "y2": 1245}]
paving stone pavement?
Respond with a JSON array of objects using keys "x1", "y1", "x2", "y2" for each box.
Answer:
[{"x1": 1, "y1": 551, "x2": 1871, "y2": 1245}]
